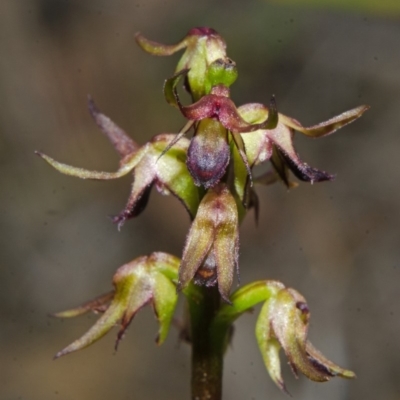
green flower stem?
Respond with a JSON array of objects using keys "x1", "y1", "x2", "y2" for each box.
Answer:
[
  {"x1": 187, "y1": 281, "x2": 284, "y2": 399},
  {"x1": 188, "y1": 286, "x2": 227, "y2": 400},
  {"x1": 214, "y1": 280, "x2": 283, "y2": 325}
]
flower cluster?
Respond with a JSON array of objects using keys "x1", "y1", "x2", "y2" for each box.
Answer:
[{"x1": 38, "y1": 27, "x2": 368, "y2": 393}]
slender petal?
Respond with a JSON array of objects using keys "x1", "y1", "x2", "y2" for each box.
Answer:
[
  {"x1": 164, "y1": 69, "x2": 190, "y2": 109},
  {"x1": 178, "y1": 211, "x2": 215, "y2": 291},
  {"x1": 52, "y1": 291, "x2": 114, "y2": 318},
  {"x1": 54, "y1": 292, "x2": 130, "y2": 358},
  {"x1": 135, "y1": 32, "x2": 188, "y2": 56},
  {"x1": 214, "y1": 220, "x2": 239, "y2": 302},
  {"x1": 88, "y1": 96, "x2": 138, "y2": 157},
  {"x1": 35, "y1": 145, "x2": 149, "y2": 180},
  {"x1": 280, "y1": 105, "x2": 370, "y2": 137}
]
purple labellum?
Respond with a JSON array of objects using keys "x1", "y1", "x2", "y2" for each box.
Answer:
[{"x1": 186, "y1": 120, "x2": 230, "y2": 188}]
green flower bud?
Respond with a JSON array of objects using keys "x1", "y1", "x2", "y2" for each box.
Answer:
[
  {"x1": 255, "y1": 286, "x2": 355, "y2": 392},
  {"x1": 204, "y1": 58, "x2": 238, "y2": 94},
  {"x1": 54, "y1": 252, "x2": 180, "y2": 358},
  {"x1": 135, "y1": 27, "x2": 228, "y2": 100}
]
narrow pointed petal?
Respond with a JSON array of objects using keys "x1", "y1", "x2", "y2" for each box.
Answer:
[
  {"x1": 230, "y1": 131, "x2": 253, "y2": 187},
  {"x1": 36, "y1": 145, "x2": 148, "y2": 180},
  {"x1": 215, "y1": 232, "x2": 238, "y2": 303},
  {"x1": 55, "y1": 257, "x2": 145, "y2": 358},
  {"x1": 116, "y1": 277, "x2": 153, "y2": 348},
  {"x1": 52, "y1": 291, "x2": 114, "y2": 318},
  {"x1": 213, "y1": 186, "x2": 239, "y2": 301},
  {"x1": 157, "y1": 120, "x2": 194, "y2": 161},
  {"x1": 232, "y1": 141, "x2": 249, "y2": 207},
  {"x1": 280, "y1": 105, "x2": 370, "y2": 137},
  {"x1": 135, "y1": 32, "x2": 188, "y2": 56},
  {"x1": 88, "y1": 96, "x2": 138, "y2": 157},
  {"x1": 164, "y1": 69, "x2": 190, "y2": 108},
  {"x1": 248, "y1": 188, "x2": 260, "y2": 224},
  {"x1": 54, "y1": 298, "x2": 127, "y2": 358}
]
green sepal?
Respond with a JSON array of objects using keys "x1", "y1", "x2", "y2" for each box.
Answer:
[
  {"x1": 204, "y1": 58, "x2": 238, "y2": 94},
  {"x1": 52, "y1": 291, "x2": 114, "y2": 318},
  {"x1": 163, "y1": 69, "x2": 189, "y2": 108},
  {"x1": 153, "y1": 135, "x2": 201, "y2": 218},
  {"x1": 231, "y1": 140, "x2": 248, "y2": 222},
  {"x1": 255, "y1": 298, "x2": 287, "y2": 393}
]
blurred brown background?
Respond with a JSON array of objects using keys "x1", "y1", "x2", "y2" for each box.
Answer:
[{"x1": 1, "y1": 0, "x2": 399, "y2": 399}]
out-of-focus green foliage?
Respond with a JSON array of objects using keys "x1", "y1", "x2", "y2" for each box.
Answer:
[{"x1": 270, "y1": 0, "x2": 400, "y2": 15}]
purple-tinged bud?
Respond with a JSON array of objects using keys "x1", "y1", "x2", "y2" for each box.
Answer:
[
  {"x1": 186, "y1": 118, "x2": 230, "y2": 189},
  {"x1": 178, "y1": 184, "x2": 239, "y2": 302}
]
